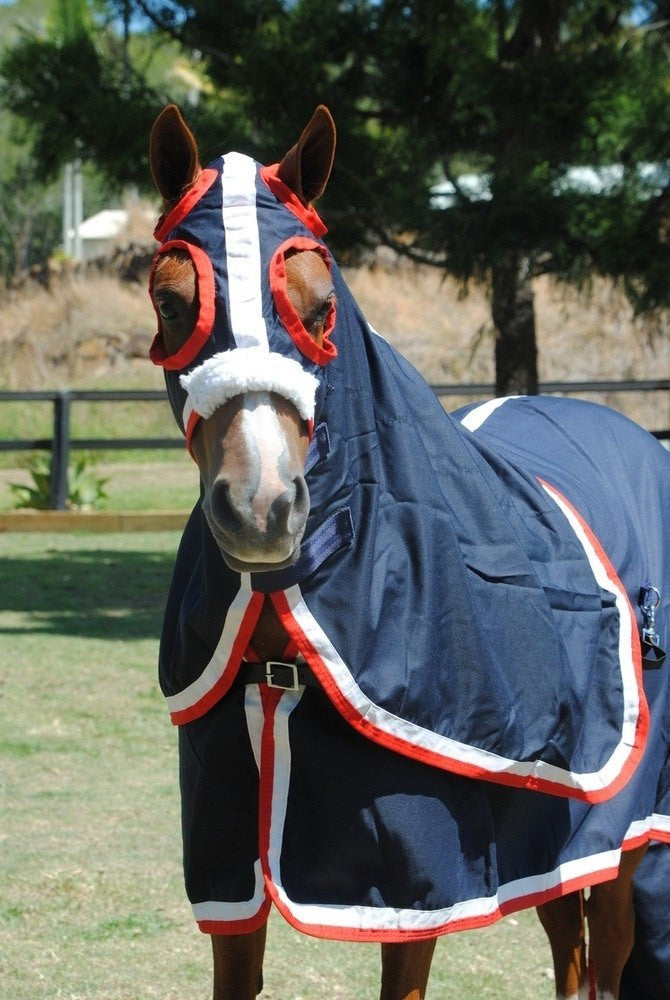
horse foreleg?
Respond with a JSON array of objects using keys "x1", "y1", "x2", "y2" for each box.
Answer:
[
  {"x1": 211, "y1": 923, "x2": 267, "y2": 1000},
  {"x1": 379, "y1": 938, "x2": 437, "y2": 1000},
  {"x1": 585, "y1": 843, "x2": 648, "y2": 1000},
  {"x1": 537, "y1": 891, "x2": 588, "y2": 999}
]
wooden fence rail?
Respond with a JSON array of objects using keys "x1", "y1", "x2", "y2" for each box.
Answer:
[{"x1": 1, "y1": 380, "x2": 668, "y2": 510}]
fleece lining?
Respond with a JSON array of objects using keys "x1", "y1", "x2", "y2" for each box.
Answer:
[{"x1": 180, "y1": 347, "x2": 319, "y2": 421}]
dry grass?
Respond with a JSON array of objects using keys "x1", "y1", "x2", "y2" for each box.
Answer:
[
  {"x1": 0, "y1": 271, "x2": 160, "y2": 391},
  {"x1": 1, "y1": 252, "x2": 667, "y2": 428},
  {"x1": 344, "y1": 261, "x2": 669, "y2": 429}
]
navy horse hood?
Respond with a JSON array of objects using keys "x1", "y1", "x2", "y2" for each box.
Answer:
[
  {"x1": 152, "y1": 145, "x2": 667, "y2": 809},
  {"x1": 150, "y1": 153, "x2": 335, "y2": 440}
]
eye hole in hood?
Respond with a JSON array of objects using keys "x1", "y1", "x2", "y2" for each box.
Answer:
[
  {"x1": 149, "y1": 239, "x2": 216, "y2": 370},
  {"x1": 270, "y1": 236, "x2": 337, "y2": 366}
]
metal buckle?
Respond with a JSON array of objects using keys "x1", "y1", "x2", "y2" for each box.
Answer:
[{"x1": 265, "y1": 661, "x2": 300, "y2": 691}]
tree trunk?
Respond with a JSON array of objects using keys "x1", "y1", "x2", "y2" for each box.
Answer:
[{"x1": 491, "y1": 251, "x2": 538, "y2": 396}]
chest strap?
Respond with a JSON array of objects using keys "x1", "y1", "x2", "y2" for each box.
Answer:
[{"x1": 234, "y1": 660, "x2": 320, "y2": 691}]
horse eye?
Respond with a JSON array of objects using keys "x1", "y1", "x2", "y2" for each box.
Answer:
[
  {"x1": 156, "y1": 296, "x2": 179, "y2": 322},
  {"x1": 307, "y1": 295, "x2": 335, "y2": 330},
  {"x1": 158, "y1": 302, "x2": 177, "y2": 320}
]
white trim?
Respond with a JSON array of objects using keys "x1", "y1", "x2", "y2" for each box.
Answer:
[
  {"x1": 274, "y1": 880, "x2": 499, "y2": 933},
  {"x1": 180, "y1": 348, "x2": 319, "y2": 421},
  {"x1": 460, "y1": 396, "x2": 523, "y2": 432},
  {"x1": 623, "y1": 817, "x2": 654, "y2": 842},
  {"x1": 539, "y1": 481, "x2": 641, "y2": 788},
  {"x1": 221, "y1": 152, "x2": 267, "y2": 349},
  {"x1": 244, "y1": 684, "x2": 265, "y2": 772},
  {"x1": 164, "y1": 575, "x2": 253, "y2": 716},
  {"x1": 650, "y1": 812, "x2": 670, "y2": 837},
  {"x1": 280, "y1": 501, "x2": 640, "y2": 796},
  {"x1": 265, "y1": 690, "x2": 303, "y2": 891},
  {"x1": 270, "y1": 842, "x2": 628, "y2": 934},
  {"x1": 192, "y1": 859, "x2": 266, "y2": 924},
  {"x1": 190, "y1": 687, "x2": 267, "y2": 926}
]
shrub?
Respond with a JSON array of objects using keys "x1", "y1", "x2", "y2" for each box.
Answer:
[{"x1": 10, "y1": 453, "x2": 108, "y2": 510}]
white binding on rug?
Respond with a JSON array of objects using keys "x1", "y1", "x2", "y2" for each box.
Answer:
[{"x1": 180, "y1": 347, "x2": 319, "y2": 421}]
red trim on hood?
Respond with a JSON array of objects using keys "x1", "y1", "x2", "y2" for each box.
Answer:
[
  {"x1": 270, "y1": 237, "x2": 337, "y2": 365},
  {"x1": 149, "y1": 239, "x2": 216, "y2": 370},
  {"x1": 260, "y1": 164, "x2": 328, "y2": 237},
  {"x1": 153, "y1": 166, "x2": 219, "y2": 243},
  {"x1": 184, "y1": 408, "x2": 201, "y2": 454}
]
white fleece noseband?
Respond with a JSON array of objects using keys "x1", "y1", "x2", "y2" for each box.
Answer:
[{"x1": 180, "y1": 347, "x2": 319, "y2": 422}]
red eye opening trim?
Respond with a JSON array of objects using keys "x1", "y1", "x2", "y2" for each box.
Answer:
[
  {"x1": 149, "y1": 240, "x2": 216, "y2": 370},
  {"x1": 270, "y1": 237, "x2": 337, "y2": 366}
]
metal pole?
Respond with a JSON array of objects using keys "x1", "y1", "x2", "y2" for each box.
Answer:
[
  {"x1": 63, "y1": 162, "x2": 73, "y2": 256},
  {"x1": 50, "y1": 391, "x2": 71, "y2": 510},
  {"x1": 73, "y1": 159, "x2": 83, "y2": 262}
]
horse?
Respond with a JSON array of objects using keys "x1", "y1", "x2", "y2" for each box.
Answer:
[{"x1": 147, "y1": 103, "x2": 670, "y2": 1000}]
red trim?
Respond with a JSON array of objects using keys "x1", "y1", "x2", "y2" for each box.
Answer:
[
  {"x1": 269, "y1": 237, "x2": 337, "y2": 365},
  {"x1": 184, "y1": 409, "x2": 201, "y2": 452},
  {"x1": 153, "y1": 167, "x2": 219, "y2": 243},
  {"x1": 198, "y1": 901, "x2": 271, "y2": 936},
  {"x1": 269, "y1": 482, "x2": 647, "y2": 805},
  {"x1": 260, "y1": 163, "x2": 328, "y2": 237},
  {"x1": 169, "y1": 591, "x2": 265, "y2": 726},
  {"x1": 196, "y1": 821, "x2": 670, "y2": 939},
  {"x1": 622, "y1": 829, "x2": 654, "y2": 852},
  {"x1": 263, "y1": 836, "x2": 664, "y2": 943},
  {"x1": 185, "y1": 649, "x2": 668, "y2": 941},
  {"x1": 537, "y1": 478, "x2": 649, "y2": 778},
  {"x1": 149, "y1": 240, "x2": 216, "y2": 370},
  {"x1": 257, "y1": 685, "x2": 283, "y2": 929}
]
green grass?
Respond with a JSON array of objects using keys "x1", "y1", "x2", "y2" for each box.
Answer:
[
  {"x1": 0, "y1": 531, "x2": 555, "y2": 999},
  {"x1": 0, "y1": 385, "x2": 196, "y2": 511}
]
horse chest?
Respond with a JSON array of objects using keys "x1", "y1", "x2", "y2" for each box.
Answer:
[{"x1": 249, "y1": 596, "x2": 292, "y2": 661}]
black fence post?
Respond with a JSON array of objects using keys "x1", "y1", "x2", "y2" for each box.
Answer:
[{"x1": 50, "y1": 391, "x2": 71, "y2": 510}]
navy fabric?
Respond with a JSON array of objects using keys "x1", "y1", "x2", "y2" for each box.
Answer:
[
  {"x1": 621, "y1": 698, "x2": 670, "y2": 997},
  {"x1": 152, "y1": 149, "x2": 670, "y2": 945},
  {"x1": 161, "y1": 267, "x2": 666, "y2": 790},
  {"x1": 622, "y1": 845, "x2": 670, "y2": 998},
  {"x1": 153, "y1": 158, "x2": 329, "y2": 432}
]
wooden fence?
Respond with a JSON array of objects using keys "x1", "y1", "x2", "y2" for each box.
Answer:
[{"x1": 1, "y1": 380, "x2": 668, "y2": 509}]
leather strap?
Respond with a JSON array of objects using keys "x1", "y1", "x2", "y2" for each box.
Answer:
[{"x1": 234, "y1": 661, "x2": 320, "y2": 690}]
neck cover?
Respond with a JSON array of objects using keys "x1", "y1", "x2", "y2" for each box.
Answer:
[{"x1": 150, "y1": 147, "x2": 670, "y2": 943}]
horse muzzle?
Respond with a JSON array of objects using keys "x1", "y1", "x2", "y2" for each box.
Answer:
[{"x1": 203, "y1": 471, "x2": 310, "y2": 573}]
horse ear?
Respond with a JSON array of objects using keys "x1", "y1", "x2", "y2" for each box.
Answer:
[
  {"x1": 150, "y1": 104, "x2": 201, "y2": 207},
  {"x1": 277, "y1": 105, "x2": 336, "y2": 204}
]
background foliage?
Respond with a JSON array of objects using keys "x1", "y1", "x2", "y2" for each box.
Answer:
[{"x1": 0, "y1": 0, "x2": 668, "y2": 390}]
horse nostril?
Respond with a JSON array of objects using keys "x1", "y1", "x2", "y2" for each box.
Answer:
[
  {"x1": 267, "y1": 476, "x2": 308, "y2": 536},
  {"x1": 204, "y1": 470, "x2": 309, "y2": 569},
  {"x1": 287, "y1": 475, "x2": 309, "y2": 533},
  {"x1": 207, "y1": 477, "x2": 239, "y2": 532}
]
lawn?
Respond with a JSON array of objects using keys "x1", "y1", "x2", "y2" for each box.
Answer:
[{"x1": 0, "y1": 531, "x2": 555, "y2": 998}]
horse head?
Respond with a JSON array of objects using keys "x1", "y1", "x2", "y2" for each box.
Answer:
[{"x1": 149, "y1": 104, "x2": 337, "y2": 571}]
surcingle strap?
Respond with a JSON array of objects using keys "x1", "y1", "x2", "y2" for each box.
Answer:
[
  {"x1": 305, "y1": 422, "x2": 331, "y2": 473},
  {"x1": 233, "y1": 660, "x2": 320, "y2": 689},
  {"x1": 252, "y1": 507, "x2": 354, "y2": 592}
]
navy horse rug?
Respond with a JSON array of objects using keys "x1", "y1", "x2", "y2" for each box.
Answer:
[{"x1": 151, "y1": 138, "x2": 670, "y2": 942}]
